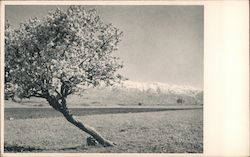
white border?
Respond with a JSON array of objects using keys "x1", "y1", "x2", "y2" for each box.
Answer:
[
  {"x1": 1, "y1": 1, "x2": 249, "y2": 157},
  {"x1": 1, "y1": 2, "x2": 5, "y2": 156},
  {"x1": 3, "y1": 1, "x2": 205, "y2": 5}
]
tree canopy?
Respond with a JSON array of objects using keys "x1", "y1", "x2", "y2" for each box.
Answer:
[{"x1": 5, "y1": 6, "x2": 124, "y2": 100}]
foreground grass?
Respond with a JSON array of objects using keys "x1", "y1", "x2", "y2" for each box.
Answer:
[{"x1": 5, "y1": 109, "x2": 203, "y2": 153}]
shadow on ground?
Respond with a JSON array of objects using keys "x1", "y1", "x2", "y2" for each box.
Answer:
[
  {"x1": 4, "y1": 144, "x2": 89, "y2": 152},
  {"x1": 4, "y1": 144, "x2": 45, "y2": 152}
]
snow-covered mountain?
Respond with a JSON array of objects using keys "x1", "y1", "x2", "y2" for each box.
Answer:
[
  {"x1": 120, "y1": 81, "x2": 201, "y2": 95},
  {"x1": 69, "y1": 81, "x2": 203, "y2": 106}
]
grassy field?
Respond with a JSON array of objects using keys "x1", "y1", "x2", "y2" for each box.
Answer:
[
  {"x1": 4, "y1": 107, "x2": 202, "y2": 120},
  {"x1": 4, "y1": 109, "x2": 203, "y2": 153}
]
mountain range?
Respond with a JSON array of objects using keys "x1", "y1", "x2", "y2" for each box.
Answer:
[{"x1": 68, "y1": 81, "x2": 203, "y2": 106}]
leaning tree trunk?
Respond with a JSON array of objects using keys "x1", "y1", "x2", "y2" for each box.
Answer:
[{"x1": 46, "y1": 96, "x2": 115, "y2": 147}]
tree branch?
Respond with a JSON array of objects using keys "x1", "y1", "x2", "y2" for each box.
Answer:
[
  {"x1": 55, "y1": 89, "x2": 62, "y2": 99},
  {"x1": 26, "y1": 92, "x2": 47, "y2": 99}
]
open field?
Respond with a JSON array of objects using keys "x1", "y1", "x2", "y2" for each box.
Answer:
[
  {"x1": 4, "y1": 109, "x2": 203, "y2": 153},
  {"x1": 5, "y1": 106, "x2": 202, "y2": 120}
]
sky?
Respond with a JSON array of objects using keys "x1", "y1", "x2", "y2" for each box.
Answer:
[{"x1": 5, "y1": 5, "x2": 204, "y2": 89}]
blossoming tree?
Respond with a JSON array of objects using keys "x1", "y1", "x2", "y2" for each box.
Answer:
[{"x1": 5, "y1": 6, "x2": 124, "y2": 147}]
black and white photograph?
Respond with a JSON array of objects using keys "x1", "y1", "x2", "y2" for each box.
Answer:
[{"x1": 3, "y1": 3, "x2": 204, "y2": 154}]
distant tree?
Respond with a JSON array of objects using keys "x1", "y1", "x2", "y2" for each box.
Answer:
[
  {"x1": 177, "y1": 98, "x2": 184, "y2": 104},
  {"x1": 195, "y1": 91, "x2": 203, "y2": 105},
  {"x1": 5, "y1": 6, "x2": 124, "y2": 147}
]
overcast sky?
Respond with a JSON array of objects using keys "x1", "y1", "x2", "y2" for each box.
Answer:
[{"x1": 5, "y1": 5, "x2": 203, "y2": 89}]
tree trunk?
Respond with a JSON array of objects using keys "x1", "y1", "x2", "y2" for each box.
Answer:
[
  {"x1": 61, "y1": 109, "x2": 115, "y2": 147},
  {"x1": 46, "y1": 96, "x2": 115, "y2": 147}
]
